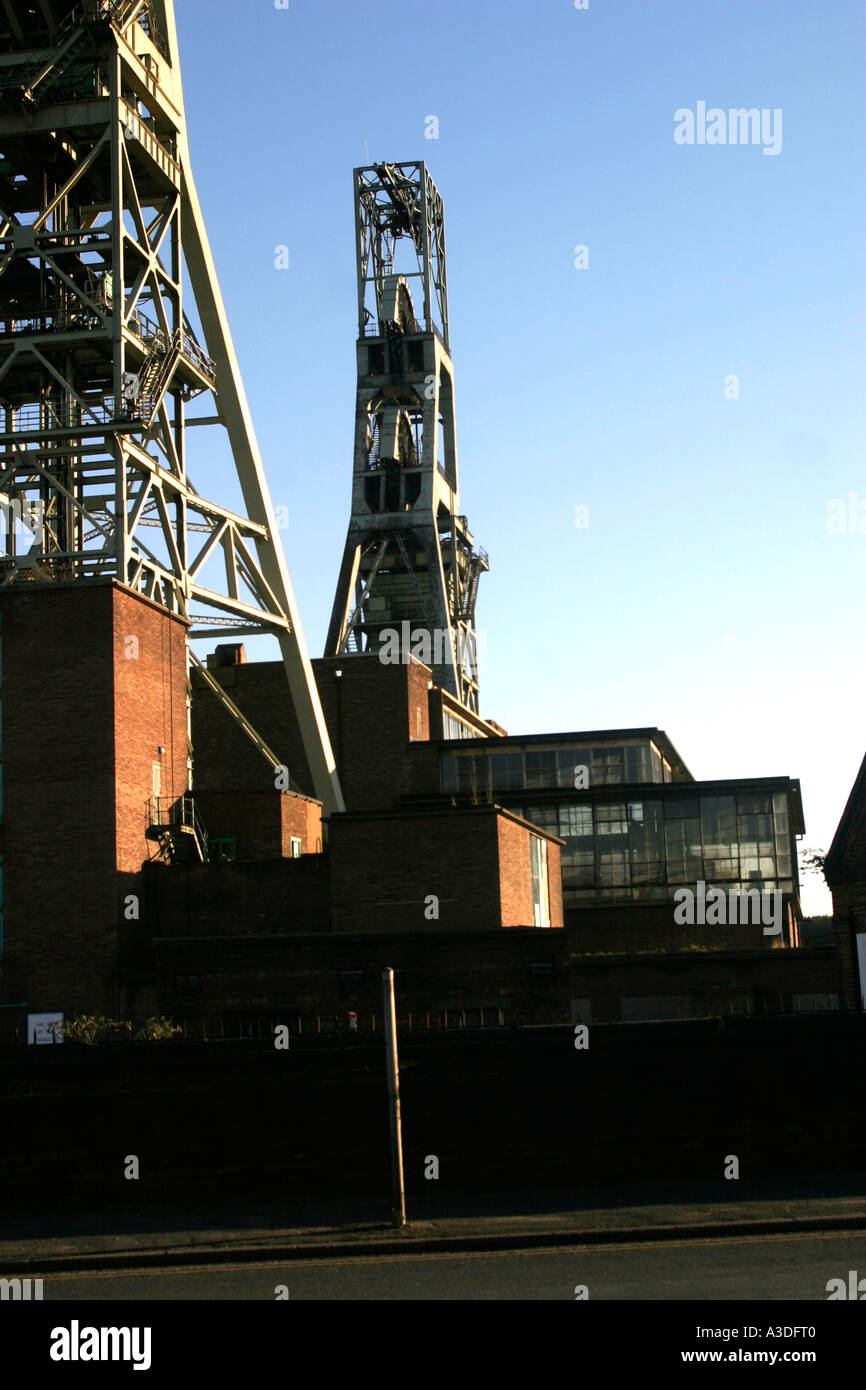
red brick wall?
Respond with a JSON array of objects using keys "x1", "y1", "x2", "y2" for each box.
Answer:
[
  {"x1": 830, "y1": 882, "x2": 866, "y2": 1007},
  {"x1": 328, "y1": 806, "x2": 563, "y2": 934},
  {"x1": 497, "y1": 815, "x2": 564, "y2": 928},
  {"x1": 498, "y1": 815, "x2": 534, "y2": 925},
  {"x1": 328, "y1": 808, "x2": 504, "y2": 933},
  {"x1": 282, "y1": 793, "x2": 323, "y2": 856},
  {"x1": 193, "y1": 790, "x2": 322, "y2": 861},
  {"x1": 191, "y1": 654, "x2": 453, "y2": 813},
  {"x1": 112, "y1": 588, "x2": 189, "y2": 873},
  {"x1": 145, "y1": 856, "x2": 331, "y2": 939},
  {"x1": 0, "y1": 583, "x2": 188, "y2": 1017},
  {"x1": 313, "y1": 656, "x2": 426, "y2": 811},
  {"x1": 155, "y1": 927, "x2": 570, "y2": 1028},
  {"x1": 826, "y1": 785, "x2": 866, "y2": 1006},
  {"x1": 191, "y1": 661, "x2": 314, "y2": 797}
]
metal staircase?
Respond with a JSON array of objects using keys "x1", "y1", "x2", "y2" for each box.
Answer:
[
  {"x1": 135, "y1": 331, "x2": 182, "y2": 426},
  {"x1": 146, "y1": 794, "x2": 209, "y2": 864}
]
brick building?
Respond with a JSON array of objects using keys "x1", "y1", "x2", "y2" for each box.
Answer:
[
  {"x1": 141, "y1": 644, "x2": 825, "y2": 1032},
  {"x1": 0, "y1": 582, "x2": 188, "y2": 1022},
  {"x1": 0, "y1": 579, "x2": 840, "y2": 1039},
  {"x1": 825, "y1": 752, "x2": 866, "y2": 1010}
]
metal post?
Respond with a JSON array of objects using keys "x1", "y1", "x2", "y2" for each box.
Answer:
[{"x1": 382, "y1": 967, "x2": 406, "y2": 1228}]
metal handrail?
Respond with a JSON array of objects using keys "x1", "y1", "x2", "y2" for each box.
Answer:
[
  {"x1": 127, "y1": 311, "x2": 214, "y2": 381},
  {"x1": 148, "y1": 793, "x2": 208, "y2": 854}
]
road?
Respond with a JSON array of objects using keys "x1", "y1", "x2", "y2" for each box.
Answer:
[{"x1": 41, "y1": 1230, "x2": 866, "y2": 1300}]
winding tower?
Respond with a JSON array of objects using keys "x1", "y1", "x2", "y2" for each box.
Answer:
[
  {"x1": 325, "y1": 161, "x2": 488, "y2": 714},
  {"x1": 0, "y1": 0, "x2": 341, "y2": 1021},
  {"x1": 0, "y1": 0, "x2": 341, "y2": 810}
]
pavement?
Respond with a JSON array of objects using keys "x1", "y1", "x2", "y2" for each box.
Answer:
[{"x1": 2, "y1": 1176, "x2": 866, "y2": 1273}]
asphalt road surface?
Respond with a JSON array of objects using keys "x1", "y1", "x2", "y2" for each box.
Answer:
[{"x1": 42, "y1": 1230, "x2": 866, "y2": 1300}]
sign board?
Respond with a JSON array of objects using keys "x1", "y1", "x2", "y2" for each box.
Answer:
[{"x1": 26, "y1": 1012, "x2": 64, "y2": 1045}]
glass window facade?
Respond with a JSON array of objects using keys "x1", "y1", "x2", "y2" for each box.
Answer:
[
  {"x1": 518, "y1": 791, "x2": 796, "y2": 907},
  {"x1": 443, "y1": 711, "x2": 477, "y2": 740},
  {"x1": 438, "y1": 742, "x2": 797, "y2": 909},
  {"x1": 441, "y1": 738, "x2": 672, "y2": 794}
]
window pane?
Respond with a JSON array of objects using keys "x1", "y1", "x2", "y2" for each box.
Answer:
[
  {"x1": 525, "y1": 750, "x2": 557, "y2": 789},
  {"x1": 556, "y1": 748, "x2": 589, "y2": 788},
  {"x1": 597, "y1": 847, "x2": 631, "y2": 886},
  {"x1": 700, "y1": 796, "x2": 738, "y2": 880},
  {"x1": 665, "y1": 817, "x2": 702, "y2": 883},
  {"x1": 559, "y1": 804, "x2": 593, "y2": 837},
  {"x1": 564, "y1": 849, "x2": 595, "y2": 885},
  {"x1": 596, "y1": 802, "x2": 628, "y2": 835},
  {"x1": 489, "y1": 752, "x2": 523, "y2": 790},
  {"x1": 590, "y1": 747, "x2": 625, "y2": 785},
  {"x1": 629, "y1": 800, "x2": 665, "y2": 885},
  {"x1": 626, "y1": 744, "x2": 655, "y2": 783}
]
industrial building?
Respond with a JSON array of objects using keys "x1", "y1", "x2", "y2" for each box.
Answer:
[{"x1": 0, "y1": 0, "x2": 839, "y2": 1044}]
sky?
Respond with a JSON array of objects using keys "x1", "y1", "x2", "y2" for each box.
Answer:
[{"x1": 173, "y1": 0, "x2": 865, "y2": 916}]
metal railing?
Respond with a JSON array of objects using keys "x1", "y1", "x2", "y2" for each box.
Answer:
[
  {"x1": 179, "y1": 1008, "x2": 509, "y2": 1042},
  {"x1": 126, "y1": 305, "x2": 167, "y2": 350},
  {"x1": 0, "y1": 400, "x2": 114, "y2": 437},
  {"x1": 180, "y1": 326, "x2": 215, "y2": 382},
  {"x1": 0, "y1": 308, "x2": 106, "y2": 337},
  {"x1": 128, "y1": 309, "x2": 215, "y2": 383},
  {"x1": 148, "y1": 794, "x2": 209, "y2": 860}
]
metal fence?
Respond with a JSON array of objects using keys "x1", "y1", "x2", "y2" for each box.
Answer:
[{"x1": 187, "y1": 1008, "x2": 509, "y2": 1043}]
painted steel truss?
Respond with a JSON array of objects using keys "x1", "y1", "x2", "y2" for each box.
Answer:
[
  {"x1": 0, "y1": 0, "x2": 343, "y2": 811},
  {"x1": 327, "y1": 162, "x2": 487, "y2": 713}
]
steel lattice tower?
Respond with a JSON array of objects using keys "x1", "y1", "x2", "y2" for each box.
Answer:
[
  {"x1": 0, "y1": 0, "x2": 343, "y2": 813},
  {"x1": 325, "y1": 161, "x2": 488, "y2": 714}
]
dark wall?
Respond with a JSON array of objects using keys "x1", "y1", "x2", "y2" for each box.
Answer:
[
  {"x1": 1, "y1": 1014, "x2": 863, "y2": 1210},
  {"x1": 155, "y1": 927, "x2": 570, "y2": 1027}
]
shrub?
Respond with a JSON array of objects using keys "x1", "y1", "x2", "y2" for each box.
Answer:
[{"x1": 62, "y1": 1015, "x2": 182, "y2": 1043}]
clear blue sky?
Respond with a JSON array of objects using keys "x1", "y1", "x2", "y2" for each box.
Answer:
[{"x1": 175, "y1": 0, "x2": 865, "y2": 915}]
